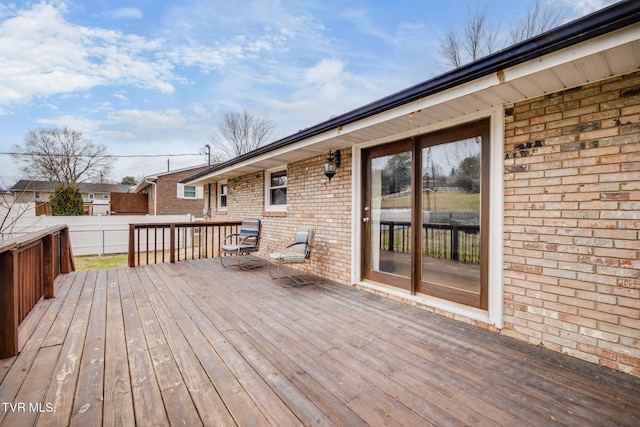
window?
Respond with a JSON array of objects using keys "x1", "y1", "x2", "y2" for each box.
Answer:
[
  {"x1": 177, "y1": 183, "x2": 203, "y2": 199},
  {"x1": 265, "y1": 167, "x2": 287, "y2": 211},
  {"x1": 183, "y1": 186, "x2": 197, "y2": 198},
  {"x1": 103, "y1": 193, "x2": 109, "y2": 199},
  {"x1": 34, "y1": 192, "x2": 40, "y2": 199},
  {"x1": 89, "y1": 193, "x2": 95, "y2": 200},
  {"x1": 218, "y1": 181, "x2": 228, "y2": 210}
]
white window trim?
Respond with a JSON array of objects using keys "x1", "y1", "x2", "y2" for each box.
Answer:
[
  {"x1": 351, "y1": 107, "x2": 504, "y2": 328},
  {"x1": 265, "y1": 166, "x2": 287, "y2": 212},
  {"x1": 217, "y1": 180, "x2": 228, "y2": 211},
  {"x1": 177, "y1": 183, "x2": 204, "y2": 199}
]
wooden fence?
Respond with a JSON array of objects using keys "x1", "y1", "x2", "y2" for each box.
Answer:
[
  {"x1": 0, "y1": 225, "x2": 74, "y2": 358},
  {"x1": 35, "y1": 201, "x2": 51, "y2": 216},
  {"x1": 128, "y1": 221, "x2": 242, "y2": 267},
  {"x1": 110, "y1": 192, "x2": 148, "y2": 215}
]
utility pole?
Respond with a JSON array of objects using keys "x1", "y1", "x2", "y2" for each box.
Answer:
[{"x1": 205, "y1": 144, "x2": 211, "y2": 219}]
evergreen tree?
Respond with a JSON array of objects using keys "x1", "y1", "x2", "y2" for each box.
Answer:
[{"x1": 50, "y1": 185, "x2": 84, "y2": 216}]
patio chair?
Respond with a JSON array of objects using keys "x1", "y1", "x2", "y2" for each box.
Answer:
[
  {"x1": 220, "y1": 218, "x2": 263, "y2": 270},
  {"x1": 268, "y1": 225, "x2": 320, "y2": 286}
]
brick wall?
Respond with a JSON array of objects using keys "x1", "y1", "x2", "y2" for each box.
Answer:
[
  {"x1": 209, "y1": 149, "x2": 353, "y2": 284},
  {"x1": 154, "y1": 167, "x2": 208, "y2": 216},
  {"x1": 205, "y1": 72, "x2": 640, "y2": 377},
  {"x1": 503, "y1": 71, "x2": 640, "y2": 376}
]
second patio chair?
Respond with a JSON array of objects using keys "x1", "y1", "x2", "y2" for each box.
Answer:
[
  {"x1": 268, "y1": 225, "x2": 320, "y2": 286},
  {"x1": 220, "y1": 218, "x2": 263, "y2": 270}
]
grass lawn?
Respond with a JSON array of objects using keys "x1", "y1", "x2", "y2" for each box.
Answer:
[
  {"x1": 382, "y1": 191, "x2": 479, "y2": 212},
  {"x1": 74, "y1": 253, "x2": 128, "y2": 270}
]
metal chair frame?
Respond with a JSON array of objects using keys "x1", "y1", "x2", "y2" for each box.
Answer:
[
  {"x1": 268, "y1": 226, "x2": 320, "y2": 286},
  {"x1": 220, "y1": 218, "x2": 263, "y2": 270}
]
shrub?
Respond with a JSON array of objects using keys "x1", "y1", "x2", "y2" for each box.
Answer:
[{"x1": 50, "y1": 185, "x2": 84, "y2": 216}]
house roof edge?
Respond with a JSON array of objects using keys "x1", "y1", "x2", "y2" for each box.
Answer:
[{"x1": 183, "y1": 1, "x2": 640, "y2": 184}]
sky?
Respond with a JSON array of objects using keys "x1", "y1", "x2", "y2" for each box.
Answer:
[{"x1": 0, "y1": 0, "x2": 618, "y2": 187}]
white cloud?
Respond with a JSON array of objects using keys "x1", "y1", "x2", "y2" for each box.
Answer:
[
  {"x1": 97, "y1": 130, "x2": 136, "y2": 140},
  {"x1": 560, "y1": 0, "x2": 616, "y2": 15},
  {"x1": 108, "y1": 108, "x2": 187, "y2": 128},
  {"x1": 35, "y1": 114, "x2": 103, "y2": 133},
  {"x1": 112, "y1": 8, "x2": 143, "y2": 20},
  {"x1": 303, "y1": 58, "x2": 349, "y2": 99},
  {"x1": 304, "y1": 58, "x2": 345, "y2": 84},
  {"x1": 0, "y1": 3, "x2": 176, "y2": 105}
]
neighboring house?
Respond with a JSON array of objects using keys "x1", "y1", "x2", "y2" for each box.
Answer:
[
  {"x1": 184, "y1": 3, "x2": 640, "y2": 377},
  {"x1": 10, "y1": 180, "x2": 129, "y2": 204},
  {"x1": 129, "y1": 165, "x2": 208, "y2": 216},
  {"x1": 0, "y1": 187, "x2": 14, "y2": 205}
]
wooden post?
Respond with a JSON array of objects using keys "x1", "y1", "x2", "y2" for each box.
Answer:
[
  {"x1": 42, "y1": 234, "x2": 55, "y2": 299},
  {"x1": 0, "y1": 247, "x2": 19, "y2": 358},
  {"x1": 60, "y1": 227, "x2": 71, "y2": 274},
  {"x1": 128, "y1": 224, "x2": 135, "y2": 267},
  {"x1": 170, "y1": 224, "x2": 176, "y2": 263}
]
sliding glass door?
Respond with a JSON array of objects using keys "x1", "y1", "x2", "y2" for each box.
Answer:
[{"x1": 362, "y1": 120, "x2": 489, "y2": 309}]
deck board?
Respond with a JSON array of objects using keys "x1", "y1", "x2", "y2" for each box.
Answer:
[
  {"x1": 103, "y1": 268, "x2": 136, "y2": 427},
  {"x1": 1, "y1": 258, "x2": 640, "y2": 426}
]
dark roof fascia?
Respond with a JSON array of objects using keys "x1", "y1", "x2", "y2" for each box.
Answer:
[{"x1": 183, "y1": 0, "x2": 640, "y2": 184}]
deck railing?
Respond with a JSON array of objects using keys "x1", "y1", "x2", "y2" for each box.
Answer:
[
  {"x1": 380, "y1": 221, "x2": 480, "y2": 263},
  {"x1": 128, "y1": 221, "x2": 242, "y2": 267},
  {"x1": 0, "y1": 225, "x2": 74, "y2": 358}
]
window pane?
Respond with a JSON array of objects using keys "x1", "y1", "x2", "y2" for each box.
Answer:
[
  {"x1": 421, "y1": 138, "x2": 481, "y2": 294},
  {"x1": 270, "y1": 188, "x2": 287, "y2": 205},
  {"x1": 270, "y1": 170, "x2": 287, "y2": 188},
  {"x1": 220, "y1": 184, "x2": 228, "y2": 208},
  {"x1": 184, "y1": 185, "x2": 196, "y2": 197},
  {"x1": 370, "y1": 151, "x2": 412, "y2": 277}
]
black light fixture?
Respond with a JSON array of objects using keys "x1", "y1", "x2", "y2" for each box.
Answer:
[{"x1": 323, "y1": 149, "x2": 341, "y2": 181}]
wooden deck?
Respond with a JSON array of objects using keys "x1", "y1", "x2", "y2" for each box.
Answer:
[{"x1": 1, "y1": 258, "x2": 639, "y2": 426}]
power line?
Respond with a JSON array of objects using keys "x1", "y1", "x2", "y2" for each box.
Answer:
[{"x1": 0, "y1": 152, "x2": 201, "y2": 158}]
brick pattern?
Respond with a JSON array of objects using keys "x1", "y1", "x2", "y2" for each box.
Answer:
[
  {"x1": 503, "y1": 72, "x2": 640, "y2": 376},
  {"x1": 143, "y1": 167, "x2": 208, "y2": 216},
  {"x1": 209, "y1": 149, "x2": 353, "y2": 284},
  {"x1": 206, "y1": 72, "x2": 640, "y2": 378}
]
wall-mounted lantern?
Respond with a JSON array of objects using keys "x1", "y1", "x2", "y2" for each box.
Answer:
[{"x1": 323, "y1": 150, "x2": 341, "y2": 182}]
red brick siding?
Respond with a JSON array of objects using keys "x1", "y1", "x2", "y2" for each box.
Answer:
[
  {"x1": 503, "y1": 71, "x2": 640, "y2": 376},
  {"x1": 153, "y1": 167, "x2": 208, "y2": 216}
]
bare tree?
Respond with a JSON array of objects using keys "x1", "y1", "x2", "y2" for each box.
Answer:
[
  {"x1": 437, "y1": 4, "x2": 498, "y2": 69},
  {"x1": 208, "y1": 109, "x2": 275, "y2": 160},
  {"x1": 439, "y1": 30, "x2": 463, "y2": 69},
  {"x1": 463, "y1": 4, "x2": 498, "y2": 62},
  {"x1": 437, "y1": 0, "x2": 565, "y2": 70},
  {"x1": 509, "y1": 0, "x2": 565, "y2": 43},
  {"x1": 0, "y1": 180, "x2": 33, "y2": 240},
  {"x1": 12, "y1": 127, "x2": 113, "y2": 185}
]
